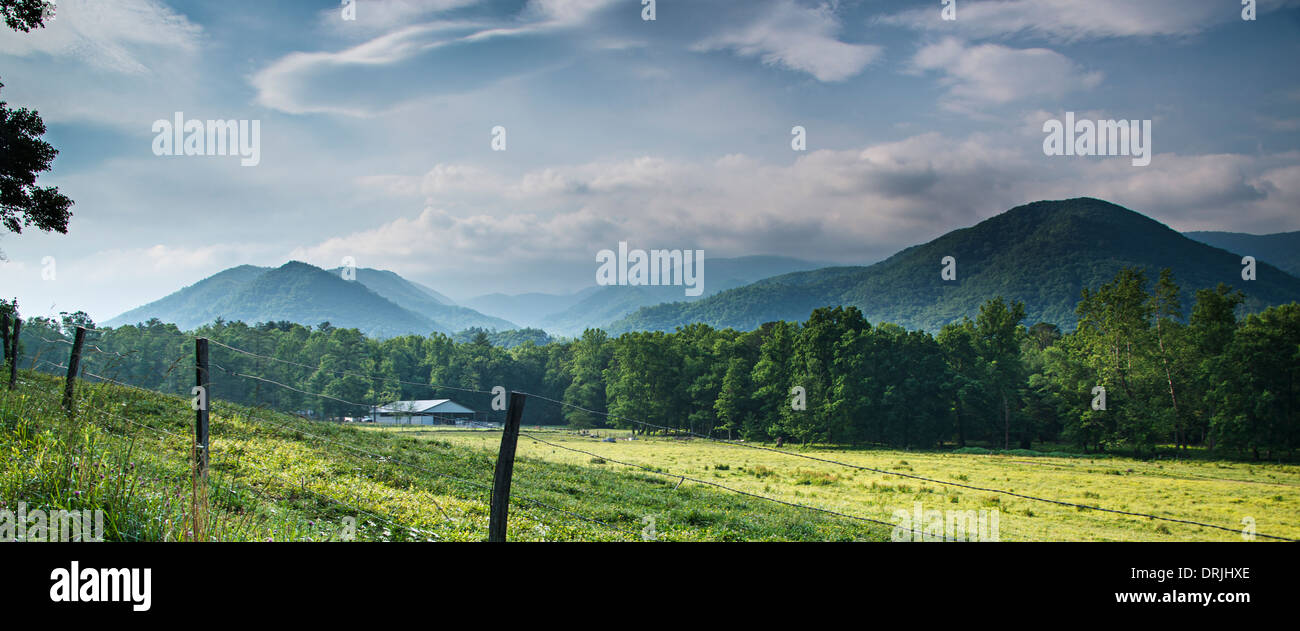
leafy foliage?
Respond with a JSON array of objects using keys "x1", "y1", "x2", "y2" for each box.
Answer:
[{"x1": 0, "y1": 80, "x2": 72, "y2": 236}]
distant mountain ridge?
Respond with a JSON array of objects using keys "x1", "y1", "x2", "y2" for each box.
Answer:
[
  {"x1": 105, "y1": 262, "x2": 515, "y2": 338},
  {"x1": 609, "y1": 198, "x2": 1300, "y2": 333},
  {"x1": 465, "y1": 255, "x2": 831, "y2": 334},
  {"x1": 107, "y1": 202, "x2": 1297, "y2": 339},
  {"x1": 324, "y1": 266, "x2": 514, "y2": 332},
  {"x1": 1183, "y1": 230, "x2": 1300, "y2": 277}
]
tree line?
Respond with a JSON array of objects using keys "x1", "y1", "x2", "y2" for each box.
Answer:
[{"x1": 5, "y1": 267, "x2": 1298, "y2": 459}]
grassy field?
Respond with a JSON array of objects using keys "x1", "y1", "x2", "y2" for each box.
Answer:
[
  {"x1": 0, "y1": 371, "x2": 887, "y2": 541},
  {"x1": 3, "y1": 370, "x2": 1295, "y2": 541},
  {"x1": 392, "y1": 425, "x2": 1300, "y2": 542}
]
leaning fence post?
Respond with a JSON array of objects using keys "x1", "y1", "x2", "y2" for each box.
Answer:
[
  {"x1": 488, "y1": 391, "x2": 527, "y2": 542},
  {"x1": 61, "y1": 326, "x2": 85, "y2": 409}
]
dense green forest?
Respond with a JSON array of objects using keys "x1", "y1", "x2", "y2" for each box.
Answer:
[{"x1": 4, "y1": 266, "x2": 1298, "y2": 459}]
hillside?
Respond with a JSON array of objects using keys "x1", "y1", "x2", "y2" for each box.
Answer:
[
  {"x1": 326, "y1": 266, "x2": 517, "y2": 331},
  {"x1": 106, "y1": 262, "x2": 514, "y2": 338},
  {"x1": 105, "y1": 264, "x2": 269, "y2": 329},
  {"x1": 1184, "y1": 230, "x2": 1300, "y2": 277},
  {"x1": 610, "y1": 198, "x2": 1300, "y2": 333}
]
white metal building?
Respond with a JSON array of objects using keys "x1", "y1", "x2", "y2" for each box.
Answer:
[{"x1": 374, "y1": 399, "x2": 477, "y2": 425}]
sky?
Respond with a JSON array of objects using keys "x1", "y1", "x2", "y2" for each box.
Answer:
[{"x1": 1, "y1": 0, "x2": 1298, "y2": 323}]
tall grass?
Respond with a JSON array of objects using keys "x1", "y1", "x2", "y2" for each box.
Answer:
[{"x1": 1, "y1": 371, "x2": 888, "y2": 541}]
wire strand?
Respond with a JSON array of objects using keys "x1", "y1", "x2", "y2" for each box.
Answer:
[{"x1": 207, "y1": 338, "x2": 494, "y2": 396}]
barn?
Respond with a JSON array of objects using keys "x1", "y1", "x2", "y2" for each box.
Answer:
[{"x1": 374, "y1": 399, "x2": 477, "y2": 425}]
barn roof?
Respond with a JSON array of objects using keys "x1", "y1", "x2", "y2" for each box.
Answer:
[{"x1": 376, "y1": 399, "x2": 475, "y2": 414}]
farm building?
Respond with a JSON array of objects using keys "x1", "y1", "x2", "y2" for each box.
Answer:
[{"x1": 373, "y1": 399, "x2": 478, "y2": 425}]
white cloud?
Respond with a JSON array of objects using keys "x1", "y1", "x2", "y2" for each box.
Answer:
[
  {"x1": 251, "y1": 21, "x2": 482, "y2": 116},
  {"x1": 357, "y1": 164, "x2": 502, "y2": 197},
  {"x1": 320, "y1": 0, "x2": 484, "y2": 35},
  {"x1": 0, "y1": 0, "x2": 201, "y2": 74},
  {"x1": 253, "y1": 0, "x2": 617, "y2": 117},
  {"x1": 1045, "y1": 153, "x2": 1300, "y2": 234},
  {"x1": 880, "y1": 0, "x2": 1300, "y2": 41},
  {"x1": 316, "y1": 139, "x2": 1031, "y2": 274},
  {"x1": 17, "y1": 136, "x2": 1299, "y2": 315},
  {"x1": 522, "y1": 0, "x2": 619, "y2": 26},
  {"x1": 0, "y1": 0, "x2": 205, "y2": 128},
  {"x1": 911, "y1": 38, "x2": 1102, "y2": 111},
  {"x1": 0, "y1": 241, "x2": 276, "y2": 323},
  {"x1": 313, "y1": 135, "x2": 1300, "y2": 283},
  {"x1": 693, "y1": 0, "x2": 881, "y2": 82}
]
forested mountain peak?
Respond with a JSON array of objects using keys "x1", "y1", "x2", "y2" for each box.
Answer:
[
  {"x1": 609, "y1": 198, "x2": 1300, "y2": 333},
  {"x1": 104, "y1": 261, "x2": 514, "y2": 338}
]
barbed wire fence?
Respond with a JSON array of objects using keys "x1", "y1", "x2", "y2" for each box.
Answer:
[{"x1": 4, "y1": 326, "x2": 1294, "y2": 542}]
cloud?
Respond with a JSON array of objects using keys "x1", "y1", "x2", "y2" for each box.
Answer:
[
  {"x1": 357, "y1": 164, "x2": 502, "y2": 197},
  {"x1": 910, "y1": 38, "x2": 1102, "y2": 111},
  {"x1": 692, "y1": 0, "x2": 881, "y2": 82},
  {"x1": 305, "y1": 137, "x2": 1037, "y2": 275},
  {"x1": 0, "y1": 241, "x2": 276, "y2": 323},
  {"x1": 250, "y1": 21, "x2": 487, "y2": 116},
  {"x1": 0, "y1": 0, "x2": 205, "y2": 128},
  {"x1": 880, "y1": 0, "x2": 1300, "y2": 41},
  {"x1": 18, "y1": 134, "x2": 1300, "y2": 311},
  {"x1": 356, "y1": 156, "x2": 679, "y2": 201},
  {"x1": 1045, "y1": 152, "x2": 1300, "y2": 234},
  {"x1": 304, "y1": 133, "x2": 1300, "y2": 288},
  {"x1": 319, "y1": 0, "x2": 484, "y2": 35},
  {"x1": 253, "y1": 0, "x2": 618, "y2": 116},
  {"x1": 522, "y1": 0, "x2": 619, "y2": 26},
  {"x1": 0, "y1": 0, "x2": 201, "y2": 74}
]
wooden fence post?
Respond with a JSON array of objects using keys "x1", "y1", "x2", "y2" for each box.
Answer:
[
  {"x1": 61, "y1": 326, "x2": 85, "y2": 409},
  {"x1": 195, "y1": 338, "x2": 210, "y2": 475},
  {"x1": 193, "y1": 338, "x2": 210, "y2": 541},
  {"x1": 488, "y1": 392, "x2": 526, "y2": 542}
]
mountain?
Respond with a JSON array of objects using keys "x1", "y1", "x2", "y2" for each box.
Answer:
[
  {"x1": 105, "y1": 262, "x2": 513, "y2": 338},
  {"x1": 105, "y1": 264, "x2": 270, "y2": 330},
  {"x1": 326, "y1": 266, "x2": 516, "y2": 331},
  {"x1": 609, "y1": 198, "x2": 1300, "y2": 333},
  {"x1": 1183, "y1": 231, "x2": 1300, "y2": 277},
  {"x1": 407, "y1": 280, "x2": 456, "y2": 306},
  {"x1": 463, "y1": 287, "x2": 600, "y2": 329},
  {"x1": 466, "y1": 255, "x2": 831, "y2": 334},
  {"x1": 541, "y1": 286, "x2": 676, "y2": 335}
]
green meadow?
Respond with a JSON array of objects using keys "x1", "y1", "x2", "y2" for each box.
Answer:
[
  {"x1": 2, "y1": 371, "x2": 1295, "y2": 542},
  {"x1": 0, "y1": 372, "x2": 884, "y2": 541},
  {"x1": 395, "y1": 425, "x2": 1300, "y2": 542}
]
